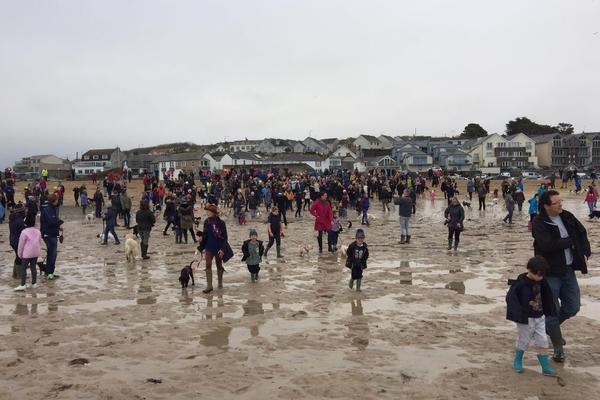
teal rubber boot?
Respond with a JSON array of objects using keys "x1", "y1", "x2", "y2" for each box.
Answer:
[
  {"x1": 537, "y1": 354, "x2": 556, "y2": 376},
  {"x1": 513, "y1": 350, "x2": 524, "y2": 373}
]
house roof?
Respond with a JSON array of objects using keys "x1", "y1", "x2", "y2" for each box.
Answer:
[
  {"x1": 357, "y1": 134, "x2": 380, "y2": 143},
  {"x1": 362, "y1": 149, "x2": 392, "y2": 158},
  {"x1": 532, "y1": 133, "x2": 561, "y2": 144},
  {"x1": 303, "y1": 137, "x2": 327, "y2": 146},
  {"x1": 30, "y1": 154, "x2": 54, "y2": 160},
  {"x1": 267, "y1": 153, "x2": 325, "y2": 162},
  {"x1": 83, "y1": 148, "x2": 118, "y2": 157},
  {"x1": 230, "y1": 152, "x2": 262, "y2": 161},
  {"x1": 154, "y1": 151, "x2": 207, "y2": 162},
  {"x1": 321, "y1": 138, "x2": 339, "y2": 144},
  {"x1": 261, "y1": 138, "x2": 298, "y2": 147},
  {"x1": 379, "y1": 134, "x2": 396, "y2": 143}
]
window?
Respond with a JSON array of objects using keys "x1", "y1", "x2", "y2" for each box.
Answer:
[
  {"x1": 526, "y1": 142, "x2": 532, "y2": 150},
  {"x1": 553, "y1": 136, "x2": 562, "y2": 148},
  {"x1": 84, "y1": 155, "x2": 90, "y2": 160},
  {"x1": 102, "y1": 154, "x2": 108, "y2": 160},
  {"x1": 315, "y1": 161, "x2": 322, "y2": 167},
  {"x1": 486, "y1": 143, "x2": 493, "y2": 150},
  {"x1": 93, "y1": 155, "x2": 99, "y2": 160},
  {"x1": 181, "y1": 161, "x2": 187, "y2": 167}
]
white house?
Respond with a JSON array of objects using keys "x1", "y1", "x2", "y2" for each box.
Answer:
[
  {"x1": 302, "y1": 137, "x2": 329, "y2": 154},
  {"x1": 74, "y1": 148, "x2": 126, "y2": 176},
  {"x1": 221, "y1": 152, "x2": 264, "y2": 168},
  {"x1": 264, "y1": 153, "x2": 329, "y2": 172},
  {"x1": 228, "y1": 139, "x2": 261, "y2": 153},
  {"x1": 331, "y1": 145, "x2": 357, "y2": 159},
  {"x1": 465, "y1": 133, "x2": 538, "y2": 173},
  {"x1": 353, "y1": 134, "x2": 382, "y2": 150},
  {"x1": 377, "y1": 134, "x2": 398, "y2": 149}
]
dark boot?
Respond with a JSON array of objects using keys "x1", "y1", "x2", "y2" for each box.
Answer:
[
  {"x1": 141, "y1": 244, "x2": 150, "y2": 260},
  {"x1": 203, "y1": 269, "x2": 213, "y2": 293},
  {"x1": 448, "y1": 239, "x2": 453, "y2": 250},
  {"x1": 356, "y1": 279, "x2": 362, "y2": 292},
  {"x1": 453, "y1": 240, "x2": 458, "y2": 251},
  {"x1": 264, "y1": 246, "x2": 270, "y2": 257},
  {"x1": 547, "y1": 324, "x2": 565, "y2": 362},
  {"x1": 405, "y1": 235, "x2": 411, "y2": 244},
  {"x1": 349, "y1": 278, "x2": 354, "y2": 289},
  {"x1": 13, "y1": 262, "x2": 19, "y2": 279},
  {"x1": 317, "y1": 235, "x2": 323, "y2": 253},
  {"x1": 399, "y1": 235, "x2": 405, "y2": 244},
  {"x1": 217, "y1": 268, "x2": 224, "y2": 289},
  {"x1": 251, "y1": 273, "x2": 256, "y2": 283},
  {"x1": 276, "y1": 245, "x2": 283, "y2": 258}
]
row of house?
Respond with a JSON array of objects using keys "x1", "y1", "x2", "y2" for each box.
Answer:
[{"x1": 14, "y1": 131, "x2": 600, "y2": 180}]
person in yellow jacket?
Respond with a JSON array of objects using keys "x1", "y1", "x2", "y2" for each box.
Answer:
[{"x1": 41, "y1": 169, "x2": 49, "y2": 181}]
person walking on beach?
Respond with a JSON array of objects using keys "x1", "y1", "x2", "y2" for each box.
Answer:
[
  {"x1": 394, "y1": 189, "x2": 413, "y2": 244},
  {"x1": 40, "y1": 194, "x2": 63, "y2": 280},
  {"x1": 346, "y1": 228, "x2": 369, "y2": 292},
  {"x1": 506, "y1": 256, "x2": 557, "y2": 376},
  {"x1": 93, "y1": 188, "x2": 104, "y2": 218},
  {"x1": 80, "y1": 188, "x2": 89, "y2": 215},
  {"x1": 202, "y1": 203, "x2": 230, "y2": 293},
  {"x1": 101, "y1": 205, "x2": 120, "y2": 245},
  {"x1": 360, "y1": 192, "x2": 370, "y2": 225},
  {"x1": 310, "y1": 191, "x2": 333, "y2": 253},
  {"x1": 9, "y1": 203, "x2": 26, "y2": 279},
  {"x1": 135, "y1": 200, "x2": 156, "y2": 260},
  {"x1": 14, "y1": 217, "x2": 42, "y2": 291},
  {"x1": 477, "y1": 183, "x2": 487, "y2": 211},
  {"x1": 264, "y1": 207, "x2": 284, "y2": 258},
  {"x1": 120, "y1": 189, "x2": 132, "y2": 228},
  {"x1": 444, "y1": 197, "x2": 464, "y2": 251},
  {"x1": 503, "y1": 191, "x2": 515, "y2": 224},
  {"x1": 532, "y1": 190, "x2": 591, "y2": 363},
  {"x1": 241, "y1": 229, "x2": 264, "y2": 282}
]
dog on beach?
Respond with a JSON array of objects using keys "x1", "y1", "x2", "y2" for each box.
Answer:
[
  {"x1": 462, "y1": 200, "x2": 472, "y2": 209},
  {"x1": 83, "y1": 213, "x2": 95, "y2": 224},
  {"x1": 589, "y1": 210, "x2": 600, "y2": 220},
  {"x1": 340, "y1": 243, "x2": 349, "y2": 255},
  {"x1": 179, "y1": 261, "x2": 197, "y2": 289},
  {"x1": 298, "y1": 244, "x2": 313, "y2": 257},
  {"x1": 37, "y1": 259, "x2": 47, "y2": 275},
  {"x1": 125, "y1": 233, "x2": 141, "y2": 262}
]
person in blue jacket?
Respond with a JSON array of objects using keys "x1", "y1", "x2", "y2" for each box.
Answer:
[
  {"x1": 101, "y1": 204, "x2": 120, "y2": 245},
  {"x1": 40, "y1": 194, "x2": 64, "y2": 280}
]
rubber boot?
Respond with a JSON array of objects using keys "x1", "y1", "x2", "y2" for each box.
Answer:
[
  {"x1": 276, "y1": 245, "x2": 283, "y2": 258},
  {"x1": 453, "y1": 240, "x2": 459, "y2": 251},
  {"x1": 513, "y1": 350, "x2": 524, "y2": 373},
  {"x1": 406, "y1": 235, "x2": 411, "y2": 244},
  {"x1": 264, "y1": 246, "x2": 270, "y2": 258},
  {"x1": 356, "y1": 279, "x2": 362, "y2": 292},
  {"x1": 13, "y1": 262, "x2": 19, "y2": 279},
  {"x1": 547, "y1": 324, "x2": 565, "y2": 362},
  {"x1": 203, "y1": 269, "x2": 213, "y2": 293},
  {"x1": 349, "y1": 278, "x2": 354, "y2": 289},
  {"x1": 255, "y1": 272, "x2": 259, "y2": 281},
  {"x1": 251, "y1": 273, "x2": 256, "y2": 283},
  {"x1": 448, "y1": 239, "x2": 453, "y2": 250},
  {"x1": 317, "y1": 235, "x2": 323, "y2": 253},
  {"x1": 217, "y1": 268, "x2": 224, "y2": 289},
  {"x1": 537, "y1": 354, "x2": 556, "y2": 376},
  {"x1": 400, "y1": 235, "x2": 405, "y2": 244}
]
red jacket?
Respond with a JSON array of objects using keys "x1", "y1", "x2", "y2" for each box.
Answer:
[{"x1": 310, "y1": 200, "x2": 333, "y2": 231}]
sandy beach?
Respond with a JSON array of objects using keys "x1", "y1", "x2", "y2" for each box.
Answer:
[{"x1": 1, "y1": 179, "x2": 599, "y2": 399}]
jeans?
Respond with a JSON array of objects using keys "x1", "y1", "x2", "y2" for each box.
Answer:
[
  {"x1": 123, "y1": 209, "x2": 131, "y2": 227},
  {"x1": 43, "y1": 236, "x2": 58, "y2": 275},
  {"x1": 545, "y1": 265, "x2": 581, "y2": 326},
  {"x1": 587, "y1": 202, "x2": 595, "y2": 214},
  {"x1": 20, "y1": 257, "x2": 38, "y2": 286},
  {"x1": 504, "y1": 209, "x2": 513, "y2": 223},
  {"x1": 478, "y1": 197, "x2": 486, "y2": 210},
  {"x1": 103, "y1": 225, "x2": 120, "y2": 243},
  {"x1": 361, "y1": 210, "x2": 369, "y2": 225},
  {"x1": 399, "y1": 216, "x2": 410, "y2": 236},
  {"x1": 266, "y1": 234, "x2": 281, "y2": 251}
]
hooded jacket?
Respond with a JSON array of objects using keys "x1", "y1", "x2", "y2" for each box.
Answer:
[
  {"x1": 506, "y1": 273, "x2": 557, "y2": 324},
  {"x1": 9, "y1": 212, "x2": 25, "y2": 249},
  {"x1": 310, "y1": 199, "x2": 333, "y2": 231},
  {"x1": 532, "y1": 210, "x2": 591, "y2": 275},
  {"x1": 40, "y1": 202, "x2": 63, "y2": 238}
]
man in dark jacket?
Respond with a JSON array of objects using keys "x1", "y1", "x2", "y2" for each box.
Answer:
[
  {"x1": 40, "y1": 194, "x2": 64, "y2": 280},
  {"x1": 393, "y1": 190, "x2": 413, "y2": 244},
  {"x1": 532, "y1": 190, "x2": 591, "y2": 362},
  {"x1": 93, "y1": 188, "x2": 104, "y2": 218}
]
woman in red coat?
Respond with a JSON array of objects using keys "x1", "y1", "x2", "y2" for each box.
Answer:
[{"x1": 310, "y1": 191, "x2": 333, "y2": 253}]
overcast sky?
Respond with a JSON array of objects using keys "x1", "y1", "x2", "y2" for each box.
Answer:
[{"x1": 1, "y1": 0, "x2": 599, "y2": 166}]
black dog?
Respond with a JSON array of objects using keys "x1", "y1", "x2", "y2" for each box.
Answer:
[
  {"x1": 589, "y1": 210, "x2": 600, "y2": 219},
  {"x1": 37, "y1": 260, "x2": 47, "y2": 275},
  {"x1": 179, "y1": 261, "x2": 196, "y2": 289}
]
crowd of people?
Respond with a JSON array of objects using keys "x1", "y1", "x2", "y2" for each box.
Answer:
[{"x1": 1, "y1": 165, "x2": 594, "y2": 377}]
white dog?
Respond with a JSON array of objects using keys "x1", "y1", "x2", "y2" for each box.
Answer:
[
  {"x1": 298, "y1": 244, "x2": 313, "y2": 257},
  {"x1": 84, "y1": 213, "x2": 95, "y2": 224},
  {"x1": 125, "y1": 233, "x2": 141, "y2": 262}
]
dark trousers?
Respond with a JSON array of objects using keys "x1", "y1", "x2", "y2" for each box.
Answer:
[
  {"x1": 327, "y1": 231, "x2": 339, "y2": 251},
  {"x1": 478, "y1": 197, "x2": 485, "y2": 210},
  {"x1": 317, "y1": 230, "x2": 329, "y2": 252},
  {"x1": 12, "y1": 245, "x2": 21, "y2": 266},
  {"x1": 20, "y1": 257, "x2": 38, "y2": 286},
  {"x1": 247, "y1": 264, "x2": 260, "y2": 274},
  {"x1": 43, "y1": 236, "x2": 58, "y2": 275},
  {"x1": 281, "y1": 211, "x2": 288, "y2": 226},
  {"x1": 103, "y1": 225, "x2": 120, "y2": 243},
  {"x1": 448, "y1": 228, "x2": 461, "y2": 243},
  {"x1": 295, "y1": 201, "x2": 302, "y2": 217},
  {"x1": 95, "y1": 202, "x2": 102, "y2": 218},
  {"x1": 266, "y1": 234, "x2": 281, "y2": 251},
  {"x1": 123, "y1": 209, "x2": 131, "y2": 227}
]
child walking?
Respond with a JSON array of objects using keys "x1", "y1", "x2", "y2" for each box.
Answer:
[
  {"x1": 506, "y1": 256, "x2": 557, "y2": 376},
  {"x1": 328, "y1": 211, "x2": 343, "y2": 252},
  {"x1": 264, "y1": 207, "x2": 284, "y2": 258},
  {"x1": 346, "y1": 229, "x2": 369, "y2": 292},
  {"x1": 241, "y1": 229, "x2": 264, "y2": 282},
  {"x1": 14, "y1": 217, "x2": 42, "y2": 291}
]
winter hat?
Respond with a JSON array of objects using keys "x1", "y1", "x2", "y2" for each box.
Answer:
[
  {"x1": 249, "y1": 229, "x2": 258, "y2": 237},
  {"x1": 204, "y1": 203, "x2": 219, "y2": 215},
  {"x1": 355, "y1": 228, "x2": 365, "y2": 239}
]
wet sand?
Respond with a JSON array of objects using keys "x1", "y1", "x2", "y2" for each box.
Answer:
[{"x1": 1, "y1": 180, "x2": 599, "y2": 399}]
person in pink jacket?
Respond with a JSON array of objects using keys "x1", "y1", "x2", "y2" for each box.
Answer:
[
  {"x1": 584, "y1": 185, "x2": 597, "y2": 216},
  {"x1": 15, "y1": 218, "x2": 42, "y2": 291},
  {"x1": 310, "y1": 191, "x2": 333, "y2": 253}
]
